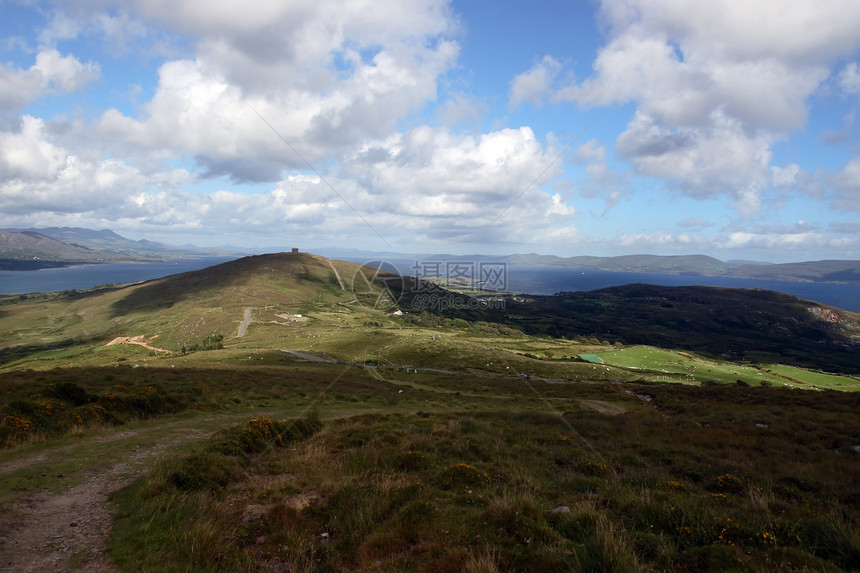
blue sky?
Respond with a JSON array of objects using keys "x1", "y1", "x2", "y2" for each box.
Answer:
[{"x1": 1, "y1": 0, "x2": 859, "y2": 262}]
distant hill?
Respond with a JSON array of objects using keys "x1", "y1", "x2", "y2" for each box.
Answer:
[
  {"x1": 1, "y1": 227, "x2": 239, "y2": 269},
  {"x1": 502, "y1": 253, "x2": 860, "y2": 283},
  {"x1": 504, "y1": 253, "x2": 733, "y2": 275},
  {"x1": 0, "y1": 230, "x2": 125, "y2": 270},
  {"x1": 324, "y1": 249, "x2": 860, "y2": 285},
  {"x1": 1, "y1": 252, "x2": 858, "y2": 374},
  {"x1": 729, "y1": 259, "x2": 860, "y2": 282},
  {"x1": 416, "y1": 281, "x2": 860, "y2": 374}
]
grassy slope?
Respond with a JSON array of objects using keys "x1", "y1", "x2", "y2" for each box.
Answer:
[
  {"x1": 2, "y1": 361, "x2": 855, "y2": 572},
  {"x1": 0, "y1": 252, "x2": 370, "y2": 357},
  {"x1": 450, "y1": 284, "x2": 860, "y2": 374},
  {"x1": 2, "y1": 254, "x2": 860, "y2": 571}
]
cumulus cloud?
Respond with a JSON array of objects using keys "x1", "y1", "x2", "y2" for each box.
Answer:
[
  {"x1": 123, "y1": 0, "x2": 456, "y2": 89},
  {"x1": 556, "y1": 0, "x2": 860, "y2": 216},
  {"x1": 573, "y1": 139, "x2": 605, "y2": 163},
  {"x1": 37, "y1": 11, "x2": 83, "y2": 46},
  {"x1": 713, "y1": 218, "x2": 860, "y2": 255},
  {"x1": 721, "y1": 230, "x2": 830, "y2": 249},
  {"x1": 833, "y1": 156, "x2": 860, "y2": 213},
  {"x1": 0, "y1": 116, "x2": 577, "y2": 249},
  {"x1": 509, "y1": 55, "x2": 562, "y2": 108},
  {"x1": 436, "y1": 93, "x2": 488, "y2": 130},
  {"x1": 93, "y1": 0, "x2": 460, "y2": 183},
  {"x1": 616, "y1": 230, "x2": 701, "y2": 249},
  {"x1": 839, "y1": 62, "x2": 860, "y2": 95},
  {"x1": 340, "y1": 125, "x2": 575, "y2": 244},
  {"x1": 569, "y1": 139, "x2": 630, "y2": 211},
  {"x1": 771, "y1": 164, "x2": 802, "y2": 188},
  {"x1": 0, "y1": 116, "x2": 68, "y2": 182},
  {"x1": 0, "y1": 49, "x2": 100, "y2": 112},
  {"x1": 616, "y1": 110, "x2": 772, "y2": 214}
]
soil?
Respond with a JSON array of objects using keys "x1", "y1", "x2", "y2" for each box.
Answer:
[
  {"x1": 105, "y1": 335, "x2": 170, "y2": 354},
  {"x1": 0, "y1": 434, "x2": 188, "y2": 572}
]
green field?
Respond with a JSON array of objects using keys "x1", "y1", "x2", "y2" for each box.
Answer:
[{"x1": 600, "y1": 346, "x2": 860, "y2": 389}]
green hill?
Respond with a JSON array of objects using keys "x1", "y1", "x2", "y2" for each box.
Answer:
[
  {"x1": 2, "y1": 253, "x2": 859, "y2": 374},
  {"x1": 418, "y1": 282, "x2": 860, "y2": 374},
  {"x1": 0, "y1": 252, "x2": 394, "y2": 360},
  {"x1": 1, "y1": 253, "x2": 859, "y2": 572}
]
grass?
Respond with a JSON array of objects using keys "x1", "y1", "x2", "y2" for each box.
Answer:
[
  {"x1": 2, "y1": 254, "x2": 859, "y2": 571},
  {"x1": 2, "y1": 348, "x2": 859, "y2": 571},
  {"x1": 600, "y1": 346, "x2": 860, "y2": 389},
  {"x1": 764, "y1": 364, "x2": 860, "y2": 390},
  {"x1": 104, "y1": 385, "x2": 860, "y2": 571}
]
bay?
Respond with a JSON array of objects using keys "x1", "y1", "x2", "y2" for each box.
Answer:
[
  {"x1": 1, "y1": 255, "x2": 858, "y2": 313},
  {"x1": 0, "y1": 257, "x2": 241, "y2": 295},
  {"x1": 367, "y1": 259, "x2": 860, "y2": 313},
  {"x1": 504, "y1": 266, "x2": 860, "y2": 313}
]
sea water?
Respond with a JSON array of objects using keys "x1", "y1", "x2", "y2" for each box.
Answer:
[{"x1": 1, "y1": 256, "x2": 858, "y2": 313}]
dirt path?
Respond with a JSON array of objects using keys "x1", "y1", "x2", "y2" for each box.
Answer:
[
  {"x1": 0, "y1": 432, "x2": 195, "y2": 572},
  {"x1": 0, "y1": 467, "x2": 125, "y2": 572},
  {"x1": 236, "y1": 307, "x2": 253, "y2": 338},
  {"x1": 325, "y1": 259, "x2": 345, "y2": 291},
  {"x1": 105, "y1": 335, "x2": 170, "y2": 354}
]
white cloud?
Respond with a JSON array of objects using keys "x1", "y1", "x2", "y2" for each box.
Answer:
[
  {"x1": 0, "y1": 49, "x2": 100, "y2": 112},
  {"x1": 341, "y1": 125, "x2": 576, "y2": 244},
  {"x1": 349, "y1": 125, "x2": 550, "y2": 196},
  {"x1": 509, "y1": 55, "x2": 562, "y2": 108},
  {"x1": 771, "y1": 164, "x2": 801, "y2": 188},
  {"x1": 93, "y1": 0, "x2": 460, "y2": 183},
  {"x1": 721, "y1": 230, "x2": 828, "y2": 249},
  {"x1": 0, "y1": 117, "x2": 578, "y2": 249},
  {"x1": 556, "y1": 0, "x2": 860, "y2": 218},
  {"x1": 38, "y1": 11, "x2": 83, "y2": 46},
  {"x1": 122, "y1": 0, "x2": 457, "y2": 94},
  {"x1": 833, "y1": 156, "x2": 860, "y2": 213},
  {"x1": 616, "y1": 110, "x2": 772, "y2": 213},
  {"x1": 436, "y1": 93, "x2": 488, "y2": 130},
  {"x1": 0, "y1": 116, "x2": 68, "y2": 182},
  {"x1": 573, "y1": 139, "x2": 605, "y2": 163},
  {"x1": 616, "y1": 230, "x2": 703, "y2": 249},
  {"x1": 840, "y1": 62, "x2": 860, "y2": 95},
  {"x1": 33, "y1": 49, "x2": 101, "y2": 93},
  {"x1": 570, "y1": 139, "x2": 630, "y2": 212}
]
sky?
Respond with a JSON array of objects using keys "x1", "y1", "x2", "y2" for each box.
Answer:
[{"x1": 1, "y1": 0, "x2": 860, "y2": 263}]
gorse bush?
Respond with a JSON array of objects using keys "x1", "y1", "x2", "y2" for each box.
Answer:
[
  {"x1": 179, "y1": 333, "x2": 224, "y2": 354},
  {"x1": 0, "y1": 379, "x2": 185, "y2": 447}
]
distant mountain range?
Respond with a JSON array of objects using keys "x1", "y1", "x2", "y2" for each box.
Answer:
[
  {"x1": 320, "y1": 248, "x2": 860, "y2": 285},
  {"x1": 500, "y1": 253, "x2": 860, "y2": 283},
  {"x1": 0, "y1": 228, "x2": 238, "y2": 270},
  {"x1": 2, "y1": 227, "x2": 859, "y2": 284}
]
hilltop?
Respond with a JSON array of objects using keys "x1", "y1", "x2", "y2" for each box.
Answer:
[{"x1": 0, "y1": 252, "x2": 383, "y2": 359}]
